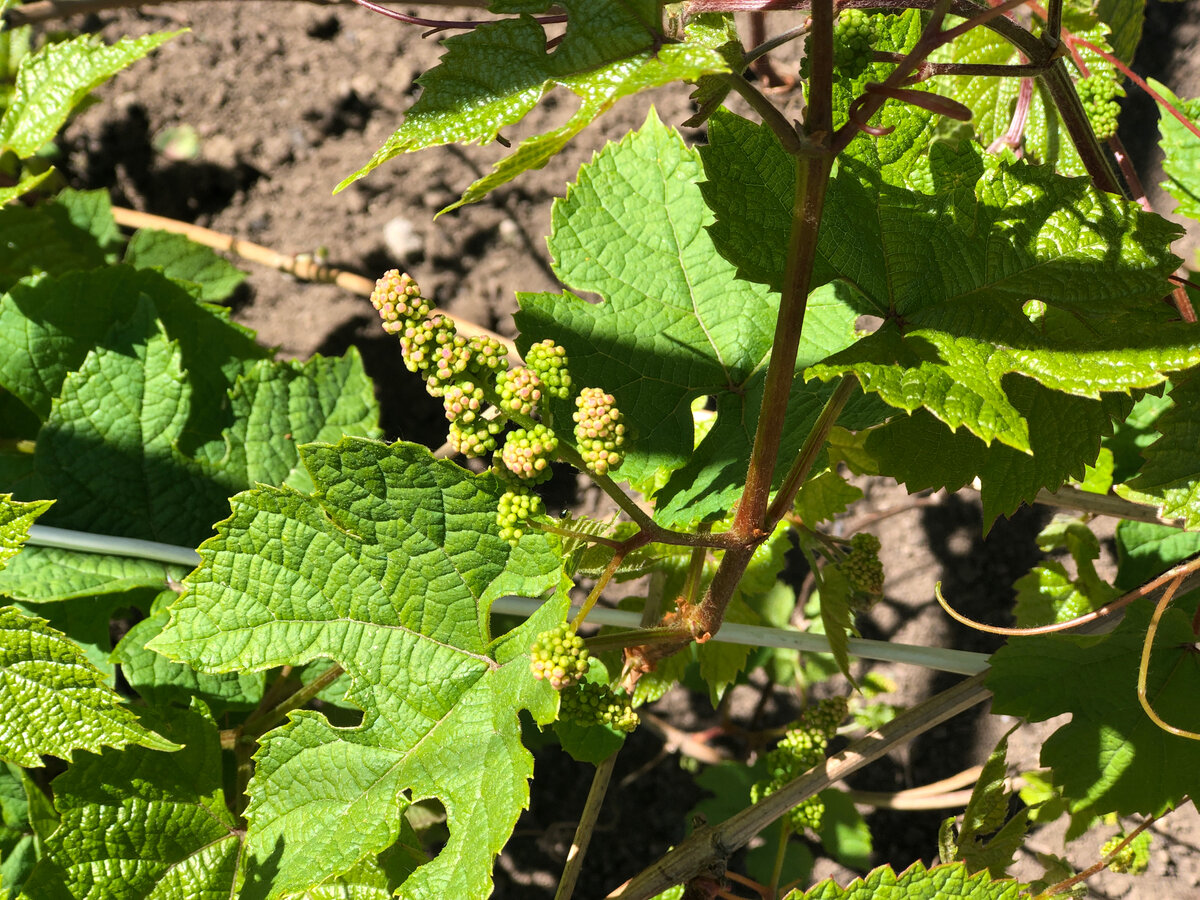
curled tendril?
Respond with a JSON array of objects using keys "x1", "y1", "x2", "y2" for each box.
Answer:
[
  {"x1": 933, "y1": 556, "x2": 1200, "y2": 637},
  {"x1": 1137, "y1": 575, "x2": 1200, "y2": 741}
]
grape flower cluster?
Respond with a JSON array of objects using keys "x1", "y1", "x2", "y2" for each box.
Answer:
[
  {"x1": 1076, "y1": 74, "x2": 1123, "y2": 140},
  {"x1": 802, "y1": 9, "x2": 880, "y2": 80},
  {"x1": 751, "y1": 697, "x2": 849, "y2": 833},
  {"x1": 559, "y1": 682, "x2": 639, "y2": 733},
  {"x1": 1101, "y1": 831, "x2": 1151, "y2": 875},
  {"x1": 369, "y1": 270, "x2": 629, "y2": 543},
  {"x1": 529, "y1": 623, "x2": 590, "y2": 690},
  {"x1": 838, "y1": 532, "x2": 885, "y2": 607}
]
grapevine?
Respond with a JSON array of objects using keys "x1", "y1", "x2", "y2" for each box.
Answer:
[
  {"x1": 573, "y1": 387, "x2": 626, "y2": 476},
  {"x1": 1076, "y1": 74, "x2": 1123, "y2": 140},
  {"x1": 559, "y1": 682, "x2": 640, "y2": 733}
]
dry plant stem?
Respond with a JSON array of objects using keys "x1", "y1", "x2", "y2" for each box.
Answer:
[
  {"x1": 109, "y1": 207, "x2": 519, "y2": 359},
  {"x1": 1033, "y1": 484, "x2": 1183, "y2": 526},
  {"x1": 554, "y1": 752, "x2": 619, "y2": 900},
  {"x1": 640, "y1": 712, "x2": 727, "y2": 765},
  {"x1": 584, "y1": 626, "x2": 689, "y2": 655},
  {"x1": 934, "y1": 555, "x2": 1200, "y2": 637},
  {"x1": 607, "y1": 672, "x2": 992, "y2": 900},
  {"x1": 1037, "y1": 814, "x2": 1159, "y2": 898},
  {"x1": 845, "y1": 786, "x2": 975, "y2": 810},
  {"x1": 1137, "y1": 575, "x2": 1200, "y2": 741}
]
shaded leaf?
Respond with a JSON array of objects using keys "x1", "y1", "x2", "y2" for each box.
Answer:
[{"x1": 123, "y1": 229, "x2": 247, "y2": 302}]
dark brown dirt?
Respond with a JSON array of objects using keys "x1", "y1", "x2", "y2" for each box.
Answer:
[{"x1": 53, "y1": 2, "x2": 1200, "y2": 897}]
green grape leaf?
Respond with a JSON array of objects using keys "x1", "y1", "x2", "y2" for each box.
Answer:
[
  {"x1": 927, "y1": 13, "x2": 1115, "y2": 177},
  {"x1": 0, "y1": 605, "x2": 178, "y2": 766},
  {"x1": 0, "y1": 762, "x2": 41, "y2": 896},
  {"x1": 21, "y1": 702, "x2": 241, "y2": 899},
  {"x1": 149, "y1": 438, "x2": 567, "y2": 899},
  {"x1": 0, "y1": 547, "x2": 183, "y2": 604},
  {"x1": 816, "y1": 564, "x2": 855, "y2": 682},
  {"x1": 0, "y1": 204, "x2": 107, "y2": 292},
  {"x1": 1120, "y1": 370, "x2": 1200, "y2": 529},
  {"x1": 123, "y1": 228, "x2": 247, "y2": 302},
  {"x1": 1012, "y1": 516, "x2": 1119, "y2": 628},
  {"x1": 514, "y1": 112, "x2": 871, "y2": 527},
  {"x1": 945, "y1": 727, "x2": 1028, "y2": 879},
  {"x1": 0, "y1": 265, "x2": 266, "y2": 424},
  {"x1": 338, "y1": 2, "x2": 729, "y2": 204},
  {"x1": 0, "y1": 494, "x2": 50, "y2": 572},
  {"x1": 1150, "y1": 79, "x2": 1200, "y2": 222},
  {"x1": 1104, "y1": 388, "x2": 1172, "y2": 484},
  {"x1": 793, "y1": 468, "x2": 863, "y2": 527},
  {"x1": 815, "y1": 788, "x2": 872, "y2": 872},
  {"x1": 0, "y1": 168, "x2": 52, "y2": 206},
  {"x1": 790, "y1": 861, "x2": 1023, "y2": 900},
  {"x1": 112, "y1": 592, "x2": 266, "y2": 712},
  {"x1": 861, "y1": 381, "x2": 1116, "y2": 526},
  {"x1": 0, "y1": 31, "x2": 180, "y2": 157},
  {"x1": 987, "y1": 592, "x2": 1200, "y2": 820},
  {"x1": 53, "y1": 188, "x2": 123, "y2": 256},
  {"x1": 1096, "y1": 0, "x2": 1146, "y2": 63},
  {"x1": 1113, "y1": 519, "x2": 1200, "y2": 592}
]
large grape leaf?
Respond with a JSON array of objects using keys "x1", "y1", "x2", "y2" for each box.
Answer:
[
  {"x1": 123, "y1": 228, "x2": 247, "y2": 302},
  {"x1": 0, "y1": 203, "x2": 108, "y2": 292},
  {"x1": 149, "y1": 438, "x2": 567, "y2": 899},
  {"x1": 0, "y1": 31, "x2": 180, "y2": 157},
  {"x1": 791, "y1": 861, "x2": 1023, "y2": 900},
  {"x1": 1113, "y1": 519, "x2": 1200, "y2": 591},
  {"x1": 514, "y1": 112, "x2": 878, "y2": 527},
  {"x1": 0, "y1": 547, "x2": 185, "y2": 603},
  {"x1": 1096, "y1": 0, "x2": 1146, "y2": 63},
  {"x1": 0, "y1": 605, "x2": 177, "y2": 766},
  {"x1": 1119, "y1": 370, "x2": 1200, "y2": 529},
  {"x1": 338, "y1": 1, "x2": 729, "y2": 205},
  {"x1": 21, "y1": 702, "x2": 242, "y2": 899},
  {"x1": 987, "y1": 591, "x2": 1200, "y2": 820},
  {"x1": 1151, "y1": 79, "x2": 1200, "y2": 224}
]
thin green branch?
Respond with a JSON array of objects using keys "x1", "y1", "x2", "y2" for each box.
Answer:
[
  {"x1": 242, "y1": 663, "x2": 346, "y2": 739},
  {"x1": 766, "y1": 375, "x2": 857, "y2": 530},
  {"x1": 720, "y1": 72, "x2": 805, "y2": 154}
]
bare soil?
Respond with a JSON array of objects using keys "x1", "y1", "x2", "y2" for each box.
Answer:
[{"x1": 53, "y1": 1, "x2": 1200, "y2": 897}]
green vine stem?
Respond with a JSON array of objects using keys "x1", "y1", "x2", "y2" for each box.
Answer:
[
  {"x1": 21, "y1": 523, "x2": 994, "y2": 674},
  {"x1": 241, "y1": 662, "x2": 346, "y2": 740},
  {"x1": 554, "y1": 752, "x2": 619, "y2": 900},
  {"x1": 607, "y1": 672, "x2": 992, "y2": 900}
]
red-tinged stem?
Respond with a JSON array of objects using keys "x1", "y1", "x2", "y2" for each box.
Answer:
[
  {"x1": 1172, "y1": 284, "x2": 1198, "y2": 325},
  {"x1": 1038, "y1": 815, "x2": 1160, "y2": 898}
]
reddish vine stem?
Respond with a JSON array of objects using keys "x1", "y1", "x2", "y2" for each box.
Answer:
[
  {"x1": 1137, "y1": 575, "x2": 1200, "y2": 741},
  {"x1": 1037, "y1": 814, "x2": 1160, "y2": 898},
  {"x1": 684, "y1": 0, "x2": 836, "y2": 644}
]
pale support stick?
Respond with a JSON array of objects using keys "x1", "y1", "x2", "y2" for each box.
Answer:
[{"x1": 22, "y1": 525, "x2": 993, "y2": 675}]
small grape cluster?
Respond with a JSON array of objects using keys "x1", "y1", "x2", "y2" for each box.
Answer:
[
  {"x1": 526, "y1": 338, "x2": 572, "y2": 400},
  {"x1": 529, "y1": 623, "x2": 590, "y2": 690},
  {"x1": 498, "y1": 425, "x2": 559, "y2": 485},
  {"x1": 1101, "y1": 832, "x2": 1151, "y2": 875},
  {"x1": 369, "y1": 270, "x2": 630, "y2": 539},
  {"x1": 1076, "y1": 74, "x2": 1123, "y2": 140},
  {"x1": 559, "y1": 682, "x2": 639, "y2": 733},
  {"x1": 497, "y1": 490, "x2": 545, "y2": 543},
  {"x1": 801, "y1": 10, "x2": 879, "y2": 81},
  {"x1": 369, "y1": 269, "x2": 430, "y2": 336},
  {"x1": 751, "y1": 697, "x2": 848, "y2": 833},
  {"x1": 839, "y1": 532, "x2": 885, "y2": 604},
  {"x1": 574, "y1": 388, "x2": 626, "y2": 476}
]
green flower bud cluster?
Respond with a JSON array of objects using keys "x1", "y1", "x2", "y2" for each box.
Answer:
[
  {"x1": 529, "y1": 623, "x2": 590, "y2": 690},
  {"x1": 573, "y1": 387, "x2": 626, "y2": 476},
  {"x1": 525, "y1": 338, "x2": 572, "y2": 400},
  {"x1": 1102, "y1": 832, "x2": 1151, "y2": 875},
  {"x1": 750, "y1": 698, "x2": 848, "y2": 833},
  {"x1": 497, "y1": 489, "x2": 545, "y2": 544},
  {"x1": 559, "y1": 681, "x2": 639, "y2": 733},
  {"x1": 498, "y1": 425, "x2": 559, "y2": 484},
  {"x1": 442, "y1": 381, "x2": 485, "y2": 425},
  {"x1": 839, "y1": 532, "x2": 885, "y2": 601},
  {"x1": 448, "y1": 417, "x2": 505, "y2": 459},
  {"x1": 369, "y1": 269, "x2": 430, "y2": 336},
  {"x1": 495, "y1": 366, "x2": 543, "y2": 417},
  {"x1": 1076, "y1": 74, "x2": 1123, "y2": 140},
  {"x1": 369, "y1": 272, "x2": 630, "y2": 489},
  {"x1": 801, "y1": 9, "x2": 879, "y2": 81}
]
